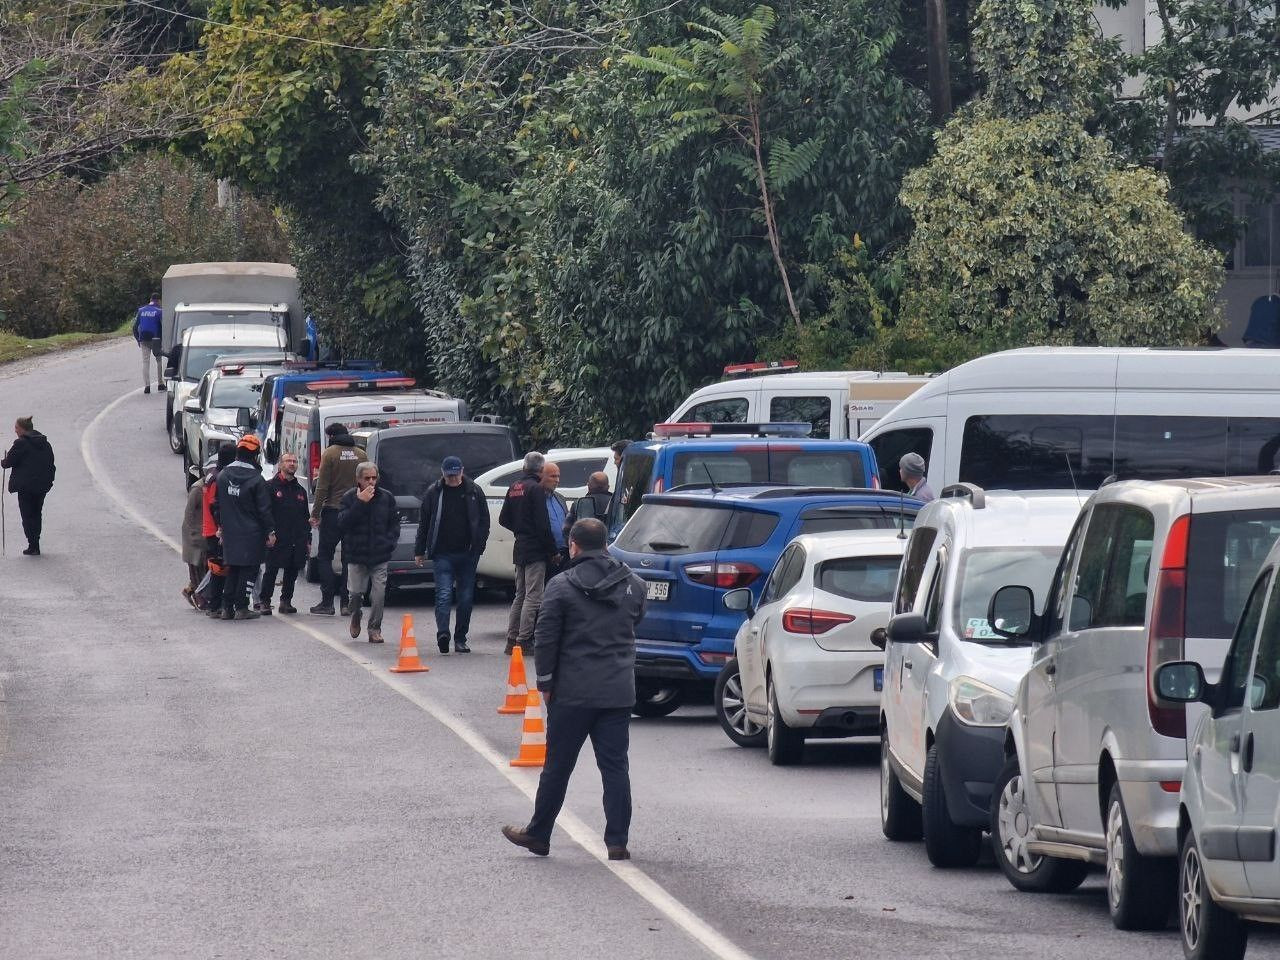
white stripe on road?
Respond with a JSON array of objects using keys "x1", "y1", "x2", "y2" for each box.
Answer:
[{"x1": 81, "y1": 386, "x2": 757, "y2": 960}]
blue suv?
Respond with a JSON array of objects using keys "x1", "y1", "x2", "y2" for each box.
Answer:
[{"x1": 609, "y1": 485, "x2": 920, "y2": 716}]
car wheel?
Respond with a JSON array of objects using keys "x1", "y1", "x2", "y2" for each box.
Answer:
[
  {"x1": 168, "y1": 412, "x2": 184, "y2": 454},
  {"x1": 1180, "y1": 829, "x2": 1247, "y2": 960},
  {"x1": 765, "y1": 675, "x2": 804, "y2": 766},
  {"x1": 1105, "y1": 782, "x2": 1176, "y2": 930},
  {"x1": 715, "y1": 658, "x2": 765, "y2": 748},
  {"x1": 632, "y1": 684, "x2": 683, "y2": 718},
  {"x1": 991, "y1": 755, "x2": 1089, "y2": 892},
  {"x1": 922, "y1": 742, "x2": 982, "y2": 868},
  {"x1": 880, "y1": 728, "x2": 923, "y2": 840},
  {"x1": 183, "y1": 449, "x2": 196, "y2": 489}
]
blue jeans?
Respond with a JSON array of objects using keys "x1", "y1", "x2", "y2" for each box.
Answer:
[{"x1": 433, "y1": 553, "x2": 478, "y2": 640}]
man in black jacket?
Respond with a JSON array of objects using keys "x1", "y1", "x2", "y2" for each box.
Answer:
[
  {"x1": 213, "y1": 435, "x2": 275, "y2": 621},
  {"x1": 2, "y1": 416, "x2": 56, "y2": 556},
  {"x1": 502, "y1": 518, "x2": 646, "y2": 860},
  {"x1": 259, "y1": 451, "x2": 310, "y2": 615},
  {"x1": 498, "y1": 451, "x2": 558, "y2": 655},
  {"x1": 338, "y1": 461, "x2": 400, "y2": 644},
  {"x1": 413, "y1": 455, "x2": 490, "y2": 654}
]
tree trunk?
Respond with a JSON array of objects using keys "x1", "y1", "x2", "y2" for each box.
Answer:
[
  {"x1": 747, "y1": 93, "x2": 802, "y2": 328},
  {"x1": 925, "y1": 0, "x2": 952, "y2": 123}
]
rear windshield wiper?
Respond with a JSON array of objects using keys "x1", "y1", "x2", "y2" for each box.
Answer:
[{"x1": 647, "y1": 540, "x2": 689, "y2": 551}]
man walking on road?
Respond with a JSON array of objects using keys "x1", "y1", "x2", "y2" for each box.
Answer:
[
  {"x1": 899, "y1": 452, "x2": 935, "y2": 503},
  {"x1": 499, "y1": 451, "x2": 558, "y2": 656},
  {"x1": 213, "y1": 435, "x2": 275, "y2": 621},
  {"x1": 260, "y1": 452, "x2": 310, "y2": 615},
  {"x1": 502, "y1": 518, "x2": 646, "y2": 860},
  {"x1": 339, "y1": 461, "x2": 399, "y2": 644},
  {"x1": 413, "y1": 455, "x2": 490, "y2": 654},
  {"x1": 310, "y1": 422, "x2": 365, "y2": 616},
  {"x1": 1, "y1": 416, "x2": 55, "y2": 556},
  {"x1": 134, "y1": 294, "x2": 165, "y2": 395}
]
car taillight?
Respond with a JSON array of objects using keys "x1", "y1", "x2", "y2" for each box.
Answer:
[
  {"x1": 782, "y1": 608, "x2": 856, "y2": 635},
  {"x1": 871, "y1": 474, "x2": 880, "y2": 489},
  {"x1": 683, "y1": 561, "x2": 762, "y2": 589},
  {"x1": 1148, "y1": 513, "x2": 1189, "y2": 739},
  {"x1": 653, "y1": 476, "x2": 665, "y2": 493},
  {"x1": 309, "y1": 441, "x2": 321, "y2": 479}
]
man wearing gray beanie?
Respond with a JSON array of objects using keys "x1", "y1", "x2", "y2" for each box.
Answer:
[{"x1": 899, "y1": 452, "x2": 934, "y2": 503}]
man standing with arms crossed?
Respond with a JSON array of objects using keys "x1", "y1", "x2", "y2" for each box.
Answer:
[
  {"x1": 502, "y1": 518, "x2": 646, "y2": 860},
  {"x1": 134, "y1": 293, "x2": 165, "y2": 395},
  {"x1": 310, "y1": 422, "x2": 365, "y2": 616},
  {"x1": 414, "y1": 455, "x2": 490, "y2": 654},
  {"x1": 499, "y1": 451, "x2": 558, "y2": 656}
]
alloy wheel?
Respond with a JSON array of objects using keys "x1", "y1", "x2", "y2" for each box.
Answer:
[
  {"x1": 1182, "y1": 842, "x2": 1203, "y2": 951},
  {"x1": 1106, "y1": 799, "x2": 1126, "y2": 912},
  {"x1": 996, "y1": 772, "x2": 1042, "y2": 874},
  {"x1": 721, "y1": 672, "x2": 762, "y2": 739},
  {"x1": 879, "y1": 737, "x2": 891, "y2": 824}
]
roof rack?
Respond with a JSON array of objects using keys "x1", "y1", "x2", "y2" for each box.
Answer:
[
  {"x1": 722, "y1": 359, "x2": 800, "y2": 378},
  {"x1": 940, "y1": 483, "x2": 986, "y2": 509},
  {"x1": 748, "y1": 486, "x2": 889, "y2": 499},
  {"x1": 652, "y1": 421, "x2": 812, "y2": 439}
]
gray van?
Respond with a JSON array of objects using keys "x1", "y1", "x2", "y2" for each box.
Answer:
[{"x1": 351, "y1": 422, "x2": 518, "y2": 591}]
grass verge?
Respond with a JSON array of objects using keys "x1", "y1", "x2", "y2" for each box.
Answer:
[{"x1": 0, "y1": 319, "x2": 132, "y2": 365}]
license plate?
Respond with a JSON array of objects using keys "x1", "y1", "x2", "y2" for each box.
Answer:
[
  {"x1": 645, "y1": 581, "x2": 669, "y2": 601},
  {"x1": 874, "y1": 667, "x2": 884, "y2": 692}
]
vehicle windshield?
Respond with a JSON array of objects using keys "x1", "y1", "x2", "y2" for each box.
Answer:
[
  {"x1": 670, "y1": 448, "x2": 866, "y2": 488},
  {"x1": 613, "y1": 503, "x2": 777, "y2": 555},
  {"x1": 178, "y1": 310, "x2": 277, "y2": 329},
  {"x1": 182, "y1": 343, "x2": 284, "y2": 380},
  {"x1": 1187, "y1": 508, "x2": 1280, "y2": 639},
  {"x1": 211, "y1": 376, "x2": 266, "y2": 409},
  {"x1": 376, "y1": 433, "x2": 517, "y2": 499},
  {"x1": 953, "y1": 547, "x2": 1062, "y2": 643}
]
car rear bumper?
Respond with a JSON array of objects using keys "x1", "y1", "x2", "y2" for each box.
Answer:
[
  {"x1": 771, "y1": 648, "x2": 883, "y2": 729},
  {"x1": 635, "y1": 639, "x2": 721, "y2": 688},
  {"x1": 934, "y1": 707, "x2": 1006, "y2": 828},
  {"x1": 1116, "y1": 761, "x2": 1183, "y2": 857}
]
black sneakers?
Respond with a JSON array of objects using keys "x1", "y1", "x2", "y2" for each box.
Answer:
[
  {"x1": 310, "y1": 602, "x2": 335, "y2": 616},
  {"x1": 21, "y1": 546, "x2": 39, "y2": 556},
  {"x1": 501, "y1": 825, "x2": 549, "y2": 856},
  {"x1": 607, "y1": 847, "x2": 631, "y2": 861},
  {"x1": 143, "y1": 385, "x2": 151, "y2": 395},
  {"x1": 278, "y1": 602, "x2": 297, "y2": 614},
  {"x1": 437, "y1": 632, "x2": 450, "y2": 654},
  {"x1": 454, "y1": 638, "x2": 471, "y2": 654}
]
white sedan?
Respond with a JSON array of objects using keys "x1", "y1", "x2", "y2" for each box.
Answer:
[
  {"x1": 475, "y1": 447, "x2": 617, "y2": 586},
  {"x1": 716, "y1": 532, "x2": 906, "y2": 765}
]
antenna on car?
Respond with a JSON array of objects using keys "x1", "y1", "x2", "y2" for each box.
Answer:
[
  {"x1": 701, "y1": 461, "x2": 721, "y2": 496},
  {"x1": 896, "y1": 488, "x2": 907, "y2": 540},
  {"x1": 1064, "y1": 453, "x2": 1083, "y2": 508}
]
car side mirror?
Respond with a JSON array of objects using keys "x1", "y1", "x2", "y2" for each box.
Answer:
[
  {"x1": 988, "y1": 585, "x2": 1037, "y2": 640},
  {"x1": 1155, "y1": 661, "x2": 1209, "y2": 703},
  {"x1": 183, "y1": 398, "x2": 202, "y2": 414},
  {"x1": 188, "y1": 463, "x2": 201, "y2": 479},
  {"x1": 870, "y1": 627, "x2": 888, "y2": 650},
  {"x1": 887, "y1": 612, "x2": 932, "y2": 645},
  {"x1": 722, "y1": 587, "x2": 754, "y2": 618}
]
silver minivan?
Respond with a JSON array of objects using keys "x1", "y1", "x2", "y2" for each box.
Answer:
[{"x1": 989, "y1": 478, "x2": 1280, "y2": 930}]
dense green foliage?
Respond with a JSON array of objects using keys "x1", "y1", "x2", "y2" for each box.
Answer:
[{"x1": 898, "y1": 0, "x2": 1222, "y2": 352}]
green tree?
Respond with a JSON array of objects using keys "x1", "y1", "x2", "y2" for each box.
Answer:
[{"x1": 898, "y1": 0, "x2": 1222, "y2": 351}]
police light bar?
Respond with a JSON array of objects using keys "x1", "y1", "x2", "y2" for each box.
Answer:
[
  {"x1": 217, "y1": 364, "x2": 245, "y2": 375},
  {"x1": 652, "y1": 421, "x2": 813, "y2": 438},
  {"x1": 304, "y1": 377, "x2": 417, "y2": 393},
  {"x1": 722, "y1": 359, "x2": 800, "y2": 377}
]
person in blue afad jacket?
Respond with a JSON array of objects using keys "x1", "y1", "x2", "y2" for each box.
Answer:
[{"x1": 133, "y1": 293, "x2": 165, "y2": 394}]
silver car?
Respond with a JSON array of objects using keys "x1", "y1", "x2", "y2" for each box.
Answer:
[{"x1": 181, "y1": 359, "x2": 290, "y2": 484}]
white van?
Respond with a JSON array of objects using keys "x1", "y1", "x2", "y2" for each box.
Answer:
[
  {"x1": 665, "y1": 367, "x2": 933, "y2": 440},
  {"x1": 861, "y1": 347, "x2": 1280, "y2": 493},
  {"x1": 276, "y1": 385, "x2": 469, "y2": 496}
]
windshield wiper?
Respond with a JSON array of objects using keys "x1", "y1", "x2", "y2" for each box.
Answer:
[{"x1": 647, "y1": 540, "x2": 689, "y2": 551}]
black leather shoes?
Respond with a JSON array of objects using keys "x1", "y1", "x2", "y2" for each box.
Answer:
[
  {"x1": 502, "y1": 825, "x2": 549, "y2": 856},
  {"x1": 454, "y1": 638, "x2": 471, "y2": 653},
  {"x1": 607, "y1": 846, "x2": 630, "y2": 861},
  {"x1": 437, "y1": 632, "x2": 450, "y2": 654}
]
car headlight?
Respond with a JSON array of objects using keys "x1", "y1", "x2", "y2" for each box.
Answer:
[{"x1": 949, "y1": 676, "x2": 1014, "y2": 727}]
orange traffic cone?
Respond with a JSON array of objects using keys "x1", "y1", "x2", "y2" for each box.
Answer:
[
  {"x1": 389, "y1": 614, "x2": 430, "y2": 674},
  {"x1": 498, "y1": 646, "x2": 530, "y2": 715},
  {"x1": 510, "y1": 690, "x2": 547, "y2": 767}
]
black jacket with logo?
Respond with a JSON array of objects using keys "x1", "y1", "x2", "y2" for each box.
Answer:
[
  {"x1": 213, "y1": 460, "x2": 274, "y2": 566},
  {"x1": 266, "y1": 473, "x2": 311, "y2": 565},
  {"x1": 498, "y1": 472, "x2": 556, "y2": 565}
]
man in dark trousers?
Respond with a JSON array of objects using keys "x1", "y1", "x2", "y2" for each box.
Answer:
[
  {"x1": 499, "y1": 451, "x2": 558, "y2": 655},
  {"x1": 338, "y1": 461, "x2": 399, "y2": 644},
  {"x1": 213, "y1": 435, "x2": 275, "y2": 621},
  {"x1": 413, "y1": 455, "x2": 490, "y2": 654},
  {"x1": 134, "y1": 293, "x2": 165, "y2": 394},
  {"x1": 2, "y1": 416, "x2": 56, "y2": 556},
  {"x1": 310, "y1": 422, "x2": 366, "y2": 616},
  {"x1": 260, "y1": 451, "x2": 310, "y2": 615},
  {"x1": 502, "y1": 518, "x2": 646, "y2": 860}
]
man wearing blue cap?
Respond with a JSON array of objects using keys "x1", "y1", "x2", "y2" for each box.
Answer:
[{"x1": 415, "y1": 455, "x2": 490, "y2": 653}]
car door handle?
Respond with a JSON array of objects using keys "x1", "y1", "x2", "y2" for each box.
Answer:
[
  {"x1": 903, "y1": 659, "x2": 913, "y2": 671},
  {"x1": 1230, "y1": 733, "x2": 1241, "y2": 753},
  {"x1": 1245, "y1": 733, "x2": 1255, "y2": 773}
]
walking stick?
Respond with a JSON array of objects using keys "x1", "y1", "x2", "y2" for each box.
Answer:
[{"x1": 1, "y1": 468, "x2": 7, "y2": 556}]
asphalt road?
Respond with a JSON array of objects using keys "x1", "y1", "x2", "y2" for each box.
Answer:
[{"x1": 2, "y1": 338, "x2": 1280, "y2": 959}]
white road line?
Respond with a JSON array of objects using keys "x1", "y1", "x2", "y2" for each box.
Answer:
[{"x1": 81, "y1": 386, "x2": 757, "y2": 960}]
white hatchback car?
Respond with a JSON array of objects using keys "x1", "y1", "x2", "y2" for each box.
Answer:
[
  {"x1": 716, "y1": 531, "x2": 906, "y2": 765},
  {"x1": 475, "y1": 448, "x2": 617, "y2": 585},
  {"x1": 880, "y1": 487, "x2": 1083, "y2": 868},
  {"x1": 1156, "y1": 532, "x2": 1280, "y2": 960}
]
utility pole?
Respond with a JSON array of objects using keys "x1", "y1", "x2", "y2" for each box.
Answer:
[{"x1": 926, "y1": 0, "x2": 952, "y2": 123}]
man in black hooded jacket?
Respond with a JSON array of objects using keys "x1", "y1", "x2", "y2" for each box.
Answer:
[
  {"x1": 502, "y1": 518, "x2": 646, "y2": 861},
  {"x1": 2, "y1": 416, "x2": 56, "y2": 556}
]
